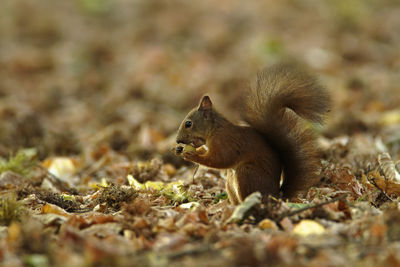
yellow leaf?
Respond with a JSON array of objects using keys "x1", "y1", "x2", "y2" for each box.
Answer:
[
  {"x1": 41, "y1": 203, "x2": 69, "y2": 217},
  {"x1": 127, "y1": 175, "x2": 145, "y2": 190},
  {"x1": 44, "y1": 157, "x2": 77, "y2": 180},
  {"x1": 126, "y1": 175, "x2": 192, "y2": 203},
  {"x1": 99, "y1": 177, "x2": 109, "y2": 187},
  {"x1": 144, "y1": 181, "x2": 164, "y2": 190},
  {"x1": 380, "y1": 110, "x2": 400, "y2": 126},
  {"x1": 61, "y1": 194, "x2": 75, "y2": 201}
]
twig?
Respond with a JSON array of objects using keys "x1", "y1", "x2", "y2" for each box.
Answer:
[
  {"x1": 275, "y1": 193, "x2": 348, "y2": 222},
  {"x1": 165, "y1": 245, "x2": 212, "y2": 260}
]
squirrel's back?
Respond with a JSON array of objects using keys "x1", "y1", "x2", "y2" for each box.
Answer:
[{"x1": 243, "y1": 63, "x2": 330, "y2": 198}]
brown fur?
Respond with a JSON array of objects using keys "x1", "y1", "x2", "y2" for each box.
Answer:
[{"x1": 176, "y1": 63, "x2": 330, "y2": 203}]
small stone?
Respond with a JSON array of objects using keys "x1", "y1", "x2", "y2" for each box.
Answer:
[
  {"x1": 293, "y1": 220, "x2": 325, "y2": 236},
  {"x1": 258, "y1": 218, "x2": 279, "y2": 230}
]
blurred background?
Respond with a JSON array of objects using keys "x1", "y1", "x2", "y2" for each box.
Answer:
[{"x1": 0, "y1": 0, "x2": 399, "y2": 161}]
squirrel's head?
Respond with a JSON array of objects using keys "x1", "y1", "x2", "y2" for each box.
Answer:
[{"x1": 176, "y1": 95, "x2": 215, "y2": 148}]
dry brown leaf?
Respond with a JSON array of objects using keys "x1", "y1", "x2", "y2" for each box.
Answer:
[
  {"x1": 132, "y1": 217, "x2": 149, "y2": 230},
  {"x1": 369, "y1": 169, "x2": 400, "y2": 196},
  {"x1": 155, "y1": 217, "x2": 176, "y2": 232},
  {"x1": 329, "y1": 167, "x2": 363, "y2": 197}
]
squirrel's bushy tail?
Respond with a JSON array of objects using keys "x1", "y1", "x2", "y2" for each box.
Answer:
[{"x1": 242, "y1": 63, "x2": 330, "y2": 198}]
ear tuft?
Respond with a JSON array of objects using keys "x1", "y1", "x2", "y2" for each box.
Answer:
[{"x1": 198, "y1": 95, "x2": 212, "y2": 110}]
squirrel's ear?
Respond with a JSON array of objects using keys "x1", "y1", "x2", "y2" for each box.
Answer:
[{"x1": 198, "y1": 95, "x2": 212, "y2": 111}]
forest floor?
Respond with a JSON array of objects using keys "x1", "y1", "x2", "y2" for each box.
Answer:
[{"x1": 1, "y1": 1, "x2": 400, "y2": 266}]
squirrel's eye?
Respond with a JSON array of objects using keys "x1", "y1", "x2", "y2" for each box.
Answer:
[{"x1": 185, "y1": 121, "x2": 192, "y2": 128}]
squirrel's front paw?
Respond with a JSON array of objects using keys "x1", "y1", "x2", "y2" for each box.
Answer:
[
  {"x1": 182, "y1": 150, "x2": 197, "y2": 161},
  {"x1": 176, "y1": 144, "x2": 198, "y2": 161}
]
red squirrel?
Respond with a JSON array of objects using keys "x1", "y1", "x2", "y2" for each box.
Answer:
[{"x1": 175, "y1": 63, "x2": 331, "y2": 204}]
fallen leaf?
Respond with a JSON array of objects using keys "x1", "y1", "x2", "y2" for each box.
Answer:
[
  {"x1": 41, "y1": 203, "x2": 70, "y2": 217},
  {"x1": 179, "y1": 202, "x2": 201, "y2": 210},
  {"x1": 43, "y1": 157, "x2": 78, "y2": 181},
  {"x1": 378, "y1": 153, "x2": 400, "y2": 182},
  {"x1": 369, "y1": 169, "x2": 400, "y2": 196}
]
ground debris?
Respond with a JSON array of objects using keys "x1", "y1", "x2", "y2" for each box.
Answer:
[
  {"x1": 1, "y1": 0, "x2": 400, "y2": 266},
  {"x1": 96, "y1": 184, "x2": 136, "y2": 212}
]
